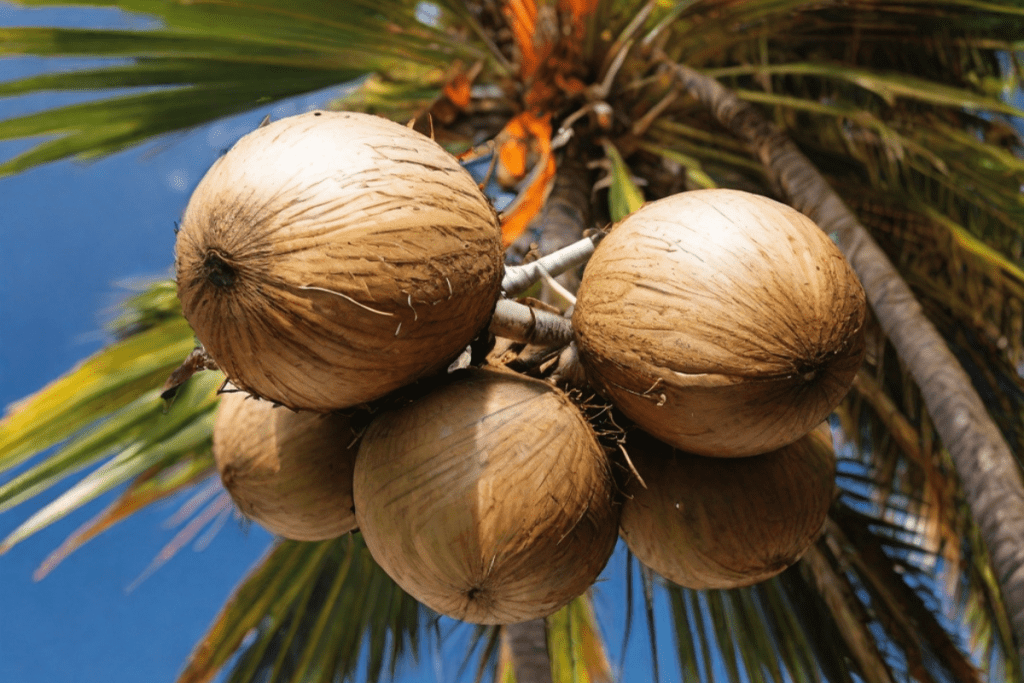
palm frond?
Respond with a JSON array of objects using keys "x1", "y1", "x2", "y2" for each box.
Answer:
[
  {"x1": 0, "y1": 275, "x2": 219, "y2": 557},
  {"x1": 179, "y1": 533, "x2": 424, "y2": 683},
  {"x1": 0, "y1": 309, "x2": 194, "y2": 471},
  {"x1": 0, "y1": 370, "x2": 220, "y2": 553},
  {"x1": 30, "y1": 451, "x2": 215, "y2": 580},
  {"x1": 600, "y1": 140, "x2": 645, "y2": 221},
  {"x1": 704, "y1": 63, "x2": 1024, "y2": 116},
  {"x1": 547, "y1": 594, "x2": 613, "y2": 683},
  {"x1": 664, "y1": 565, "x2": 858, "y2": 683},
  {"x1": 833, "y1": 336, "x2": 1019, "y2": 680},
  {"x1": 0, "y1": 0, "x2": 486, "y2": 175}
]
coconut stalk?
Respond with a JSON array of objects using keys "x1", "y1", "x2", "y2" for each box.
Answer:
[
  {"x1": 664, "y1": 58, "x2": 1024, "y2": 662},
  {"x1": 489, "y1": 299, "x2": 574, "y2": 347},
  {"x1": 502, "y1": 235, "x2": 601, "y2": 297}
]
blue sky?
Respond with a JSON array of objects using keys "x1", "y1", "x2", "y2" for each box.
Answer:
[{"x1": 0, "y1": 4, "x2": 672, "y2": 682}]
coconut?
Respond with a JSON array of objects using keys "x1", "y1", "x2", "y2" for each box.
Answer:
[
  {"x1": 213, "y1": 391, "x2": 358, "y2": 541},
  {"x1": 573, "y1": 189, "x2": 866, "y2": 457},
  {"x1": 175, "y1": 110, "x2": 503, "y2": 411},
  {"x1": 353, "y1": 369, "x2": 619, "y2": 624},
  {"x1": 619, "y1": 423, "x2": 836, "y2": 590}
]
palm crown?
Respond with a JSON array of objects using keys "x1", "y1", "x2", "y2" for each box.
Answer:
[{"x1": 2, "y1": 0, "x2": 1024, "y2": 681}]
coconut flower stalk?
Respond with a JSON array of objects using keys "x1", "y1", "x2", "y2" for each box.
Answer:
[
  {"x1": 175, "y1": 110, "x2": 503, "y2": 412},
  {"x1": 353, "y1": 368, "x2": 620, "y2": 625}
]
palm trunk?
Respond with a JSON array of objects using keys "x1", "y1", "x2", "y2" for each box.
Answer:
[
  {"x1": 505, "y1": 620, "x2": 554, "y2": 683},
  {"x1": 664, "y1": 59, "x2": 1024, "y2": 664}
]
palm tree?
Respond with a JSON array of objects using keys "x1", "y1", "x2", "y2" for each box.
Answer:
[{"x1": 2, "y1": 0, "x2": 1024, "y2": 681}]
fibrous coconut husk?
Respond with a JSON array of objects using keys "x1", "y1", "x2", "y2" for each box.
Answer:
[
  {"x1": 213, "y1": 391, "x2": 358, "y2": 541},
  {"x1": 353, "y1": 368, "x2": 620, "y2": 625},
  {"x1": 176, "y1": 110, "x2": 503, "y2": 411},
  {"x1": 573, "y1": 188, "x2": 866, "y2": 457},
  {"x1": 619, "y1": 423, "x2": 836, "y2": 590}
]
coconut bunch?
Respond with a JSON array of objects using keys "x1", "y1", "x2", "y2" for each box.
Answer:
[
  {"x1": 180, "y1": 110, "x2": 866, "y2": 621},
  {"x1": 178, "y1": 110, "x2": 620, "y2": 626}
]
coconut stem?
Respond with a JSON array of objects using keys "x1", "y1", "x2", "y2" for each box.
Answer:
[
  {"x1": 490, "y1": 299, "x2": 574, "y2": 347},
  {"x1": 161, "y1": 346, "x2": 220, "y2": 401},
  {"x1": 502, "y1": 235, "x2": 602, "y2": 296},
  {"x1": 549, "y1": 342, "x2": 588, "y2": 388}
]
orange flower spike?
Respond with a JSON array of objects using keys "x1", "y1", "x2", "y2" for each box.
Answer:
[
  {"x1": 499, "y1": 113, "x2": 557, "y2": 246},
  {"x1": 500, "y1": 154, "x2": 556, "y2": 246},
  {"x1": 442, "y1": 73, "x2": 472, "y2": 110},
  {"x1": 558, "y1": 0, "x2": 598, "y2": 41},
  {"x1": 559, "y1": 0, "x2": 598, "y2": 20},
  {"x1": 503, "y1": 0, "x2": 540, "y2": 78},
  {"x1": 496, "y1": 115, "x2": 532, "y2": 185},
  {"x1": 499, "y1": 139, "x2": 529, "y2": 181},
  {"x1": 522, "y1": 111, "x2": 553, "y2": 150}
]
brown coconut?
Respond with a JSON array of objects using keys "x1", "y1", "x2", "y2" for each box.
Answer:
[
  {"x1": 353, "y1": 369, "x2": 620, "y2": 624},
  {"x1": 573, "y1": 188, "x2": 866, "y2": 457},
  {"x1": 619, "y1": 424, "x2": 836, "y2": 590},
  {"x1": 213, "y1": 391, "x2": 358, "y2": 541},
  {"x1": 175, "y1": 110, "x2": 503, "y2": 411}
]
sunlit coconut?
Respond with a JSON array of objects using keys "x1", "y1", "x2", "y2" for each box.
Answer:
[
  {"x1": 176, "y1": 110, "x2": 503, "y2": 411},
  {"x1": 353, "y1": 369, "x2": 620, "y2": 624},
  {"x1": 573, "y1": 188, "x2": 865, "y2": 456},
  {"x1": 213, "y1": 391, "x2": 358, "y2": 541}
]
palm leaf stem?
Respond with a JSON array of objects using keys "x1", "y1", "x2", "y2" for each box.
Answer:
[{"x1": 663, "y1": 57, "x2": 1024, "y2": 667}]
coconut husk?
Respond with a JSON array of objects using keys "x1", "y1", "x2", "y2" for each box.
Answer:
[
  {"x1": 213, "y1": 392, "x2": 358, "y2": 541},
  {"x1": 353, "y1": 368, "x2": 620, "y2": 625},
  {"x1": 619, "y1": 423, "x2": 836, "y2": 590},
  {"x1": 176, "y1": 110, "x2": 503, "y2": 411},
  {"x1": 573, "y1": 188, "x2": 866, "y2": 457}
]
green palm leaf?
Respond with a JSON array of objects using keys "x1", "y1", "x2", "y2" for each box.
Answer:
[
  {"x1": 179, "y1": 534, "x2": 424, "y2": 683},
  {"x1": 0, "y1": 0, "x2": 484, "y2": 175},
  {"x1": 0, "y1": 370, "x2": 219, "y2": 553}
]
